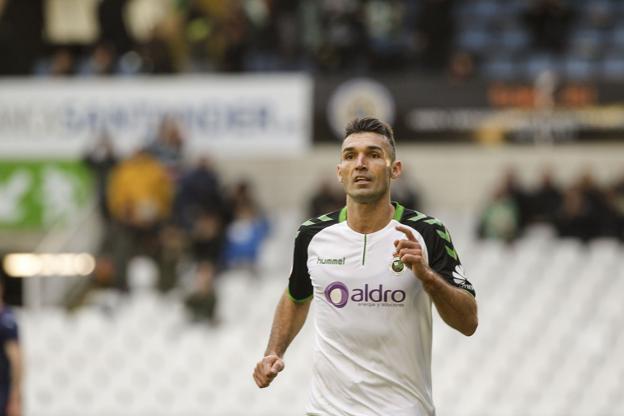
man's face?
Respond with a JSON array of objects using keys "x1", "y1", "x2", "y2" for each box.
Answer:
[{"x1": 337, "y1": 132, "x2": 401, "y2": 204}]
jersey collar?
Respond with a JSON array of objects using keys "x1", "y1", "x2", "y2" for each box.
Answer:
[{"x1": 338, "y1": 201, "x2": 405, "y2": 223}]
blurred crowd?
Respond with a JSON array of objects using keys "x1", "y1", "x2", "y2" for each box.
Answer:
[
  {"x1": 65, "y1": 118, "x2": 270, "y2": 324},
  {"x1": 0, "y1": 0, "x2": 590, "y2": 80},
  {"x1": 478, "y1": 168, "x2": 624, "y2": 243}
]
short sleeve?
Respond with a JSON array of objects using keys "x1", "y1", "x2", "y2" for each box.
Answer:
[
  {"x1": 427, "y1": 225, "x2": 476, "y2": 297},
  {"x1": 287, "y1": 229, "x2": 313, "y2": 302}
]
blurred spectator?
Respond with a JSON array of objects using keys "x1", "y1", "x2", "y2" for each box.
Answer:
[
  {"x1": 183, "y1": 210, "x2": 222, "y2": 323},
  {"x1": 527, "y1": 167, "x2": 562, "y2": 224},
  {"x1": 66, "y1": 134, "x2": 120, "y2": 310},
  {"x1": 477, "y1": 184, "x2": 520, "y2": 243},
  {"x1": 83, "y1": 132, "x2": 119, "y2": 226},
  {"x1": 315, "y1": 0, "x2": 368, "y2": 72},
  {"x1": 309, "y1": 179, "x2": 343, "y2": 217},
  {"x1": 175, "y1": 156, "x2": 227, "y2": 324},
  {"x1": 366, "y1": 0, "x2": 407, "y2": 71},
  {"x1": 146, "y1": 117, "x2": 185, "y2": 179},
  {"x1": 553, "y1": 185, "x2": 593, "y2": 241},
  {"x1": 414, "y1": 0, "x2": 456, "y2": 70},
  {"x1": 80, "y1": 43, "x2": 117, "y2": 76},
  {"x1": 501, "y1": 168, "x2": 532, "y2": 233},
  {"x1": 221, "y1": 1, "x2": 250, "y2": 72},
  {"x1": 106, "y1": 149, "x2": 175, "y2": 291},
  {"x1": 47, "y1": 49, "x2": 76, "y2": 77},
  {"x1": 175, "y1": 156, "x2": 224, "y2": 230},
  {"x1": 97, "y1": 0, "x2": 133, "y2": 55},
  {"x1": 243, "y1": 0, "x2": 282, "y2": 70},
  {"x1": 0, "y1": 277, "x2": 22, "y2": 416},
  {"x1": 181, "y1": 0, "x2": 229, "y2": 72},
  {"x1": 269, "y1": 0, "x2": 302, "y2": 70},
  {"x1": 575, "y1": 170, "x2": 612, "y2": 237},
  {"x1": 223, "y1": 180, "x2": 270, "y2": 276},
  {"x1": 140, "y1": 23, "x2": 175, "y2": 74},
  {"x1": 523, "y1": 0, "x2": 576, "y2": 54}
]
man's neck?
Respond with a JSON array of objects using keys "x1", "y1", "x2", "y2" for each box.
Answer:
[{"x1": 346, "y1": 197, "x2": 395, "y2": 234}]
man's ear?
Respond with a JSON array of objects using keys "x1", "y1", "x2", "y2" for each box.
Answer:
[
  {"x1": 390, "y1": 160, "x2": 402, "y2": 180},
  {"x1": 336, "y1": 164, "x2": 343, "y2": 183}
]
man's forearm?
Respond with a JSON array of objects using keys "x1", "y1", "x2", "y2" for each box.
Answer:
[
  {"x1": 265, "y1": 290, "x2": 311, "y2": 357},
  {"x1": 422, "y1": 271, "x2": 478, "y2": 336}
]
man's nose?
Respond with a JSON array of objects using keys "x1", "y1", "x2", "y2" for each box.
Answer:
[{"x1": 355, "y1": 154, "x2": 367, "y2": 169}]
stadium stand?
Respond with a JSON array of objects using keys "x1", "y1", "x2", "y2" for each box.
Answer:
[{"x1": 20, "y1": 217, "x2": 624, "y2": 416}]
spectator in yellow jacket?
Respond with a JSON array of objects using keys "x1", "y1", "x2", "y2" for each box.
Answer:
[{"x1": 106, "y1": 149, "x2": 177, "y2": 291}]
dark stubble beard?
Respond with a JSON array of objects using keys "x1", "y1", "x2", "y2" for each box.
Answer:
[{"x1": 346, "y1": 175, "x2": 391, "y2": 205}]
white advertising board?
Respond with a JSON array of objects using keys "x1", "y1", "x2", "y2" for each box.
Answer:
[{"x1": 0, "y1": 75, "x2": 312, "y2": 157}]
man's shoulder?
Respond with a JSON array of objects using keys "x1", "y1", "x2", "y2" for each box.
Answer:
[
  {"x1": 296, "y1": 210, "x2": 342, "y2": 236},
  {"x1": 400, "y1": 208, "x2": 450, "y2": 241},
  {"x1": 398, "y1": 207, "x2": 449, "y2": 236}
]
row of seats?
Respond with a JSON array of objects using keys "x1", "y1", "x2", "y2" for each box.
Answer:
[
  {"x1": 20, "y1": 219, "x2": 624, "y2": 415},
  {"x1": 483, "y1": 53, "x2": 624, "y2": 81},
  {"x1": 453, "y1": 0, "x2": 624, "y2": 80}
]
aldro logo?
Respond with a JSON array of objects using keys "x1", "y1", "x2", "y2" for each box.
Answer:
[{"x1": 324, "y1": 281, "x2": 406, "y2": 309}]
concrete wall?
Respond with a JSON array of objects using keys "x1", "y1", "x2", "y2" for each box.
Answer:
[{"x1": 214, "y1": 143, "x2": 624, "y2": 214}]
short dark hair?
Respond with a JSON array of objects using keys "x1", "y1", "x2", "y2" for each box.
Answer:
[{"x1": 344, "y1": 117, "x2": 396, "y2": 161}]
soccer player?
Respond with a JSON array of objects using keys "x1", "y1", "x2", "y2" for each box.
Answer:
[
  {"x1": 0, "y1": 278, "x2": 22, "y2": 416},
  {"x1": 253, "y1": 117, "x2": 478, "y2": 415}
]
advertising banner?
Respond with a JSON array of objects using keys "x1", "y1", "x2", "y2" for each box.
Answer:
[
  {"x1": 0, "y1": 161, "x2": 92, "y2": 229},
  {"x1": 0, "y1": 75, "x2": 312, "y2": 157},
  {"x1": 314, "y1": 76, "x2": 624, "y2": 144}
]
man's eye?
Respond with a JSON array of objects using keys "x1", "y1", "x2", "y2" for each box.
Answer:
[
  {"x1": 371, "y1": 153, "x2": 380, "y2": 158},
  {"x1": 344, "y1": 154, "x2": 354, "y2": 160}
]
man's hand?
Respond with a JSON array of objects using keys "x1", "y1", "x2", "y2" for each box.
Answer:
[
  {"x1": 253, "y1": 354, "x2": 285, "y2": 388},
  {"x1": 394, "y1": 225, "x2": 433, "y2": 284}
]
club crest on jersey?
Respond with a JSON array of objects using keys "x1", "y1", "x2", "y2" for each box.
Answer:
[{"x1": 390, "y1": 258, "x2": 405, "y2": 274}]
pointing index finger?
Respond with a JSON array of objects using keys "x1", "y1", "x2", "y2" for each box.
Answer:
[{"x1": 395, "y1": 225, "x2": 417, "y2": 242}]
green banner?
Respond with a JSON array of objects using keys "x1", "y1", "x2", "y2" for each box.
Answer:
[{"x1": 0, "y1": 161, "x2": 92, "y2": 229}]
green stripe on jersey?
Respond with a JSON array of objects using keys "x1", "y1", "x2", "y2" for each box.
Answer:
[
  {"x1": 436, "y1": 229, "x2": 451, "y2": 243},
  {"x1": 425, "y1": 217, "x2": 443, "y2": 227},
  {"x1": 407, "y1": 212, "x2": 427, "y2": 222},
  {"x1": 445, "y1": 246, "x2": 458, "y2": 260},
  {"x1": 339, "y1": 207, "x2": 347, "y2": 222},
  {"x1": 287, "y1": 288, "x2": 312, "y2": 304},
  {"x1": 393, "y1": 203, "x2": 405, "y2": 221}
]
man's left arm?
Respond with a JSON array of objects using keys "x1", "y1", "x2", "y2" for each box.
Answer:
[
  {"x1": 395, "y1": 224, "x2": 478, "y2": 336},
  {"x1": 416, "y1": 269, "x2": 477, "y2": 336}
]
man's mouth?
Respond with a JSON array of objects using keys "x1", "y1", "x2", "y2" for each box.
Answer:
[{"x1": 353, "y1": 176, "x2": 371, "y2": 183}]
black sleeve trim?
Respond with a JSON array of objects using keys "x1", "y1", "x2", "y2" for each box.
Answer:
[
  {"x1": 287, "y1": 211, "x2": 340, "y2": 301},
  {"x1": 401, "y1": 210, "x2": 476, "y2": 297}
]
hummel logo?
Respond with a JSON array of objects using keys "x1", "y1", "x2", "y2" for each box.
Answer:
[{"x1": 317, "y1": 257, "x2": 346, "y2": 265}]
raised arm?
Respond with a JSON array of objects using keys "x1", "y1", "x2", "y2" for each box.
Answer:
[
  {"x1": 395, "y1": 224, "x2": 478, "y2": 336},
  {"x1": 253, "y1": 290, "x2": 311, "y2": 388}
]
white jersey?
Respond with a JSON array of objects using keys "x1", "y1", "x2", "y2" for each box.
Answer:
[{"x1": 288, "y1": 203, "x2": 475, "y2": 416}]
